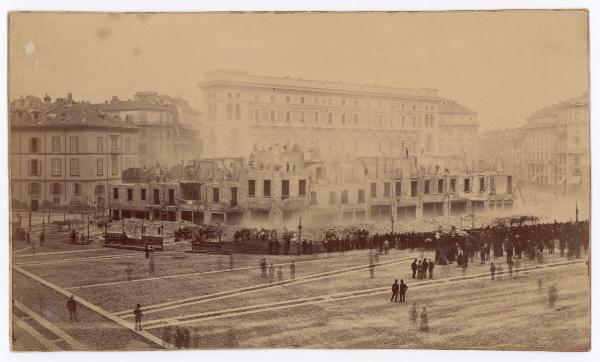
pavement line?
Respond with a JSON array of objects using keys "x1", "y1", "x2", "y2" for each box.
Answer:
[
  {"x1": 13, "y1": 300, "x2": 87, "y2": 350},
  {"x1": 69, "y1": 251, "x2": 386, "y2": 290},
  {"x1": 13, "y1": 314, "x2": 61, "y2": 351},
  {"x1": 12, "y1": 265, "x2": 173, "y2": 350},
  {"x1": 14, "y1": 248, "x2": 110, "y2": 258},
  {"x1": 115, "y1": 255, "x2": 417, "y2": 317},
  {"x1": 13, "y1": 247, "x2": 33, "y2": 254},
  {"x1": 143, "y1": 259, "x2": 586, "y2": 329},
  {"x1": 15, "y1": 253, "x2": 143, "y2": 267}
]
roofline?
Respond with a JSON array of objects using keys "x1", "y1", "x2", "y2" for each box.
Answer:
[
  {"x1": 198, "y1": 70, "x2": 440, "y2": 100},
  {"x1": 10, "y1": 123, "x2": 140, "y2": 131}
]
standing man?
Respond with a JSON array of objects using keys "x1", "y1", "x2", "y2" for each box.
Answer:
[
  {"x1": 229, "y1": 254, "x2": 234, "y2": 270},
  {"x1": 125, "y1": 263, "x2": 133, "y2": 281},
  {"x1": 514, "y1": 257, "x2": 521, "y2": 278},
  {"x1": 133, "y1": 304, "x2": 143, "y2": 331},
  {"x1": 290, "y1": 260, "x2": 296, "y2": 281},
  {"x1": 369, "y1": 258, "x2": 375, "y2": 279},
  {"x1": 410, "y1": 259, "x2": 417, "y2": 279},
  {"x1": 260, "y1": 258, "x2": 267, "y2": 278},
  {"x1": 148, "y1": 254, "x2": 155, "y2": 276},
  {"x1": 490, "y1": 262, "x2": 496, "y2": 280},
  {"x1": 145, "y1": 244, "x2": 150, "y2": 259},
  {"x1": 419, "y1": 307, "x2": 429, "y2": 332},
  {"x1": 422, "y1": 259, "x2": 429, "y2": 279},
  {"x1": 39, "y1": 231, "x2": 44, "y2": 247},
  {"x1": 428, "y1": 260, "x2": 435, "y2": 279},
  {"x1": 268, "y1": 263, "x2": 275, "y2": 283},
  {"x1": 399, "y1": 279, "x2": 408, "y2": 302},
  {"x1": 277, "y1": 266, "x2": 283, "y2": 282},
  {"x1": 390, "y1": 279, "x2": 399, "y2": 302},
  {"x1": 66, "y1": 295, "x2": 78, "y2": 322},
  {"x1": 507, "y1": 258, "x2": 514, "y2": 277},
  {"x1": 548, "y1": 284, "x2": 558, "y2": 308}
]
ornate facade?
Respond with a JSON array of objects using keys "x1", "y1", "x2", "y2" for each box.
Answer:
[{"x1": 197, "y1": 70, "x2": 450, "y2": 158}]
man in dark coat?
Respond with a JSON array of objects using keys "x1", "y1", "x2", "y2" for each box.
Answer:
[
  {"x1": 260, "y1": 258, "x2": 267, "y2": 278},
  {"x1": 411, "y1": 259, "x2": 417, "y2": 279},
  {"x1": 422, "y1": 259, "x2": 429, "y2": 279},
  {"x1": 399, "y1": 279, "x2": 408, "y2": 302},
  {"x1": 391, "y1": 279, "x2": 399, "y2": 302},
  {"x1": 66, "y1": 295, "x2": 78, "y2": 322},
  {"x1": 133, "y1": 304, "x2": 143, "y2": 331}
]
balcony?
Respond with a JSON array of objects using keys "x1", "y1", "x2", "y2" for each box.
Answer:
[{"x1": 110, "y1": 147, "x2": 121, "y2": 154}]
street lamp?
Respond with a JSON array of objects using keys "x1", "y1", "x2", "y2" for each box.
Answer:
[
  {"x1": 298, "y1": 216, "x2": 303, "y2": 247},
  {"x1": 390, "y1": 214, "x2": 395, "y2": 235}
]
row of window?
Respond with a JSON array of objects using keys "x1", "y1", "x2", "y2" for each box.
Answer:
[
  {"x1": 246, "y1": 179, "x2": 307, "y2": 198},
  {"x1": 28, "y1": 182, "x2": 81, "y2": 196},
  {"x1": 27, "y1": 136, "x2": 129, "y2": 154},
  {"x1": 113, "y1": 187, "x2": 176, "y2": 205},
  {"x1": 211, "y1": 92, "x2": 436, "y2": 112},
  {"x1": 214, "y1": 103, "x2": 435, "y2": 129},
  {"x1": 28, "y1": 157, "x2": 127, "y2": 177}
]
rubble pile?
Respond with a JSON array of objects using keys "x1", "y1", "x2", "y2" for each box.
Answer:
[{"x1": 106, "y1": 218, "x2": 197, "y2": 237}]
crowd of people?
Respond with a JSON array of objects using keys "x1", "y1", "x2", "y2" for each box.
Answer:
[{"x1": 234, "y1": 219, "x2": 589, "y2": 265}]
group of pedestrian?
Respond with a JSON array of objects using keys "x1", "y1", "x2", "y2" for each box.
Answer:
[
  {"x1": 390, "y1": 279, "x2": 408, "y2": 302},
  {"x1": 260, "y1": 258, "x2": 296, "y2": 283},
  {"x1": 409, "y1": 303, "x2": 429, "y2": 332},
  {"x1": 161, "y1": 325, "x2": 203, "y2": 348},
  {"x1": 411, "y1": 258, "x2": 434, "y2": 280}
]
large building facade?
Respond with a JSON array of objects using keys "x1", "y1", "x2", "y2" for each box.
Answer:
[
  {"x1": 197, "y1": 70, "x2": 479, "y2": 159},
  {"x1": 10, "y1": 97, "x2": 140, "y2": 210}
]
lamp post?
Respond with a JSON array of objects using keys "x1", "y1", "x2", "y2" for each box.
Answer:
[
  {"x1": 390, "y1": 214, "x2": 395, "y2": 235},
  {"x1": 298, "y1": 216, "x2": 303, "y2": 247},
  {"x1": 87, "y1": 199, "x2": 90, "y2": 242}
]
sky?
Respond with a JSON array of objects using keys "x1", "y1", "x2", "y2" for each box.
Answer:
[{"x1": 8, "y1": 10, "x2": 589, "y2": 131}]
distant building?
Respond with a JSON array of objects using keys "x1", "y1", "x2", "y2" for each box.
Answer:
[
  {"x1": 99, "y1": 91, "x2": 202, "y2": 166},
  {"x1": 9, "y1": 96, "x2": 140, "y2": 211},
  {"x1": 521, "y1": 92, "x2": 589, "y2": 194},
  {"x1": 197, "y1": 70, "x2": 468, "y2": 158},
  {"x1": 437, "y1": 99, "x2": 479, "y2": 160}
]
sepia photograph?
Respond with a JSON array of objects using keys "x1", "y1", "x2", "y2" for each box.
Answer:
[{"x1": 5, "y1": 8, "x2": 592, "y2": 353}]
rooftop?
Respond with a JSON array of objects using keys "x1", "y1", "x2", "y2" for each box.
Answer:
[
  {"x1": 438, "y1": 99, "x2": 477, "y2": 115},
  {"x1": 10, "y1": 98, "x2": 138, "y2": 130},
  {"x1": 528, "y1": 92, "x2": 589, "y2": 120},
  {"x1": 199, "y1": 70, "x2": 440, "y2": 99}
]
